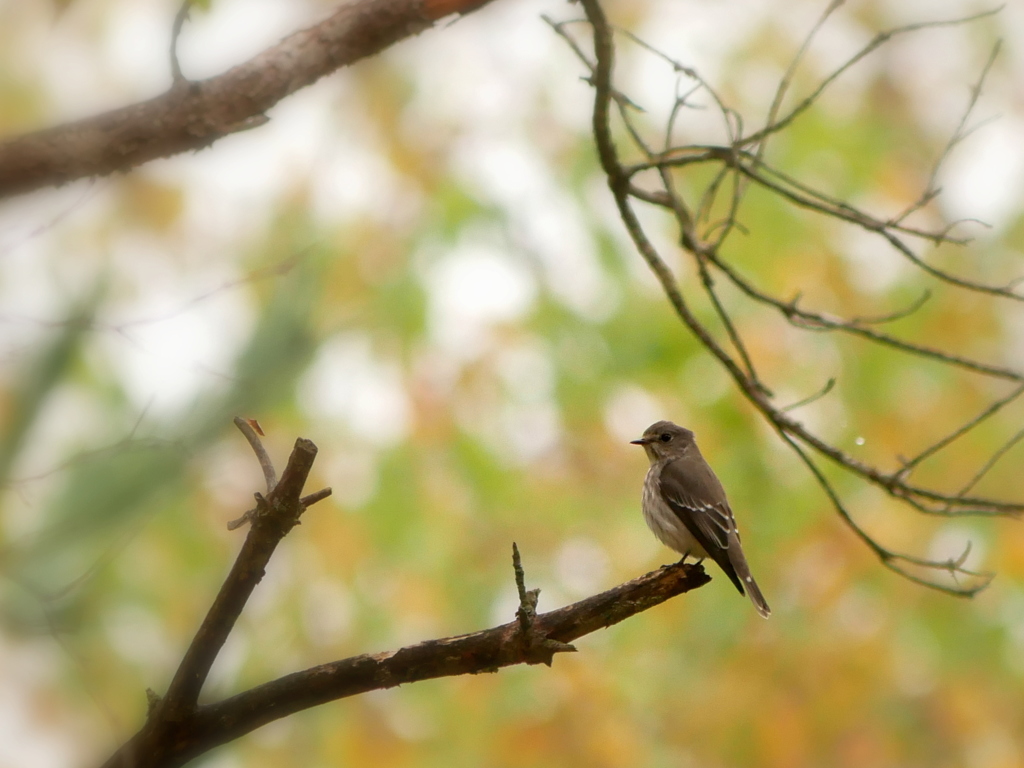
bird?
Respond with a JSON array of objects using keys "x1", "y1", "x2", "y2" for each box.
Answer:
[{"x1": 631, "y1": 420, "x2": 771, "y2": 618}]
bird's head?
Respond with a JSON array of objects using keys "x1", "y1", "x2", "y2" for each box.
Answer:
[{"x1": 630, "y1": 420, "x2": 696, "y2": 462}]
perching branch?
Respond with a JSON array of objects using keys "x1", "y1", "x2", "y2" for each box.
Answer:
[
  {"x1": 101, "y1": 423, "x2": 709, "y2": 768},
  {"x1": 0, "y1": 0, "x2": 497, "y2": 200},
  {"x1": 568, "y1": 0, "x2": 1022, "y2": 596}
]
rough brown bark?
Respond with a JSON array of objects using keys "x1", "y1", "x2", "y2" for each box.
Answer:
[
  {"x1": 0, "y1": 0, "x2": 498, "y2": 200},
  {"x1": 102, "y1": 560, "x2": 708, "y2": 768}
]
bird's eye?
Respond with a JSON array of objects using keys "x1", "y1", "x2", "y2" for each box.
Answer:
[{"x1": 659, "y1": 433, "x2": 672, "y2": 442}]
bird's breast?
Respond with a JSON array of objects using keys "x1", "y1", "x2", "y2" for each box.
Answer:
[{"x1": 640, "y1": 467, "x2": 707, "y2": 559}]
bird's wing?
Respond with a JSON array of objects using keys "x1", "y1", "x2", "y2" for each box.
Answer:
[{"x1": 658, "y1": 462, "x2": 745, "y2": 595}]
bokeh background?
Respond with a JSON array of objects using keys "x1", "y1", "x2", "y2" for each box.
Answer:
[{"x1": 2, "y1": 0, "x2": 1024, "y2": 766}]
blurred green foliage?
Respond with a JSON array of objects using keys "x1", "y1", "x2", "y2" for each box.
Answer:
[{"x1": 0, "y1": 1, "x2": 1023, "y2": 767}]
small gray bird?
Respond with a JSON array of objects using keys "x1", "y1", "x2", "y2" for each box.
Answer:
[{"x1": 632, "y1": 420, "x2": 770, "y2": 618}]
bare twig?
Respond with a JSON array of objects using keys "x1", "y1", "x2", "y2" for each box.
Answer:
[
  {"x1": 952, "y1": 426, "x2": 1024, "y2": 501},
  {"x1": 895, "y1": 40, "x2": 1003, "y2": 226},
  {"x1": 781, "y1": 378, "x2": 836, "y2": 412},
  {"x1": 570, "y1": 0, "x2": 1021, "y2": 596},
  {"x1": 778, "y1": 430, "x2": 992, "y2": 597},
  {"x1": 850, "y1": 291, "x2": 931, "y2": 325},
  {"x1": 657, "y1": 163, "x2": 771, "y2": 395},
  {"x1": 740, "y1": 6, "x2": 1004, "y2": 148},
  {"x1": 896, "y1": 383, "x2": 1024, "y2": 477},
  {"x1": 712, "y1": 256, "x2": 1020, "y2": 382},
  {"x1": 737, "y1": 157, "x2": 1023, "y2": 301},
  {"x1": 170, "y1": 0, "x2": 194, "y2": 84},
  {"x1": 233, "y1": 416, "x2": 277, "y2": 493},
  {"x1": 755, "y1": 0, "x2": 846, "y2": 160},
  {"x1": 299, "y1": 487, "x2": 334, "y2": 507}
]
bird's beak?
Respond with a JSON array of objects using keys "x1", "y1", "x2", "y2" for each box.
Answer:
[{"x1": 630, "y1": 437, "x2": 650, "y2": 446}]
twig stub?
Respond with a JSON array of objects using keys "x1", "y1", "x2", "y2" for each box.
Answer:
[
  {"x1": 511, "y1": 543, "x2": 577, "y2": 666},
  {"x1": 233, "y1": 416, "x2": 277, "y2": 493}
]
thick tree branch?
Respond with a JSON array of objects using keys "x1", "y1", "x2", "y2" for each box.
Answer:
[{"x1": 0, "y1": 0, "x2": 496, "y2": 200}]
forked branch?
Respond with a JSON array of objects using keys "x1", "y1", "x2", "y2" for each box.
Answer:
[
  {"x1": 571, "y1": 0, "x2": 1022, "y2": 595},
  {"x1": 101, "y1": 422, "x2": 709, "y2": 768}
]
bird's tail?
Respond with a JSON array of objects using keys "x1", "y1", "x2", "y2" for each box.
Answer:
[
  {"x1": 729, "y1": 542, "x2": 771, "y2": 619},
  {"x1": 744, "y1": 574, "x2": 771, "y2": 619}
]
